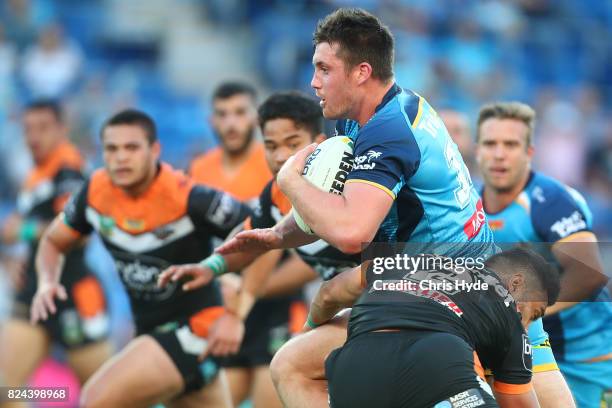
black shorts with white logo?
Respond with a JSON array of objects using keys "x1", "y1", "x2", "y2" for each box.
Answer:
[
  {"x1": 147, "y1": 306, "x2": 225, "y2": 393},
  {"x1": 325, "y1": 330, "x2": 499, "y2": 408}
]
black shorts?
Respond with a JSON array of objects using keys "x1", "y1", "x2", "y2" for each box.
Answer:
[
  {"x1": 147, "y1": 305, "x2": 225, "y2": 393},
  {"x1": 13, "y1": 273, "x2": 110, "y2": 349},
  {"x1": 220, "y1": 297, "x2": 306, "y2": 368},
  {"x1": 326, "y1": 330, "x2": 499, "y2": 408}
]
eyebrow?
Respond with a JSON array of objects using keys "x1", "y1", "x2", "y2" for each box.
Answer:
[{"x1": 283, "y1": 134, "x2": 301, "y2": 142}]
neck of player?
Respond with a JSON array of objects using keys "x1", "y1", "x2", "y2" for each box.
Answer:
[
  {"x1": 123, "y1": 163, "x2": 160, "y2": 197},
  {"x1": 222, "y1": 138, "x2": 255, "y2": 168},
  {"x1": 483, "y1": 168, "x2": 531, "y2": 214},
  {"x1": 355, "y1": 80, "x2": 395, "y2": 126}
]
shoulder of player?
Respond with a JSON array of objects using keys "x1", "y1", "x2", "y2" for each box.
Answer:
[
  {"x1": 528, "y1": 172, "x2": 588, "y2": 213},
  {"x1": 23, "y1": 142, "x2": 84, "y2": 190}
]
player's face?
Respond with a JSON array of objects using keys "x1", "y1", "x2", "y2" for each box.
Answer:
[
  {"x1": 23, "y1": 109, "x2": 65, "y2": 163},
  {"x1": 476, "y1": 118, "x2": 534, "y2": 193},
  {"x1": 517, "y1": 300, "x2": 547, "y2": 330},
  {"x1": 102, "y1": 125, "x2": 160, "y2": 191},
  {"x1": 311, "y1": 42, "x2": 356, "y2": 120},
  {"x1": 211, "y1": 94, "x2": 257, "y2": 156},
  {"x1": 262, "y1": 118, "x2": 322, "y2": 176}
]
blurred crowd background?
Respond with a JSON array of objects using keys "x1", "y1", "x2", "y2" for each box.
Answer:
[{"x1": 0, "y1": 0, "x2": 611, "y2": 357}]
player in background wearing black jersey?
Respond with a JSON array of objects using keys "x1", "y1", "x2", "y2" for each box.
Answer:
[
  {"x1": 0, "y1": 101, "x2": 112, "y2": 400},
  {"x1": 31, "y1": 110, "x2": 252, "y2": 407}
]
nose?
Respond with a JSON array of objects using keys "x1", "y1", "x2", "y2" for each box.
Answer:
[
  {"x1": 311, "y1": 70, "x2": 320, "y2": 90},
  {"x1": 274, "y1": 147, "x2": 291, "y2": 167},
  {"x1": 493, "y1": 144, "x2": 506, "y2": 160}
]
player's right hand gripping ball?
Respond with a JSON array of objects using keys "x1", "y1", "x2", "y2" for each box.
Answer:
[{"x1": 293, "y1": 136, "x2": 354, "y2": 234}]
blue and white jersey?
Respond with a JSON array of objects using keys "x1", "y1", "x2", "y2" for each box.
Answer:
[
  {"x1": 336, "y1": 84, "x2": 494, "y2": 258},
  {"x1": 485, "y1": 171, "x2": 612, "y2": 362}
]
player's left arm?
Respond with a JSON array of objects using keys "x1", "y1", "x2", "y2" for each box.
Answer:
[
  {"x1": 305, "y1": 264, "x2": 365, "y2": 330},
  {"x1": 532, "y1": 187, "x2": 607, "y2": 314}
]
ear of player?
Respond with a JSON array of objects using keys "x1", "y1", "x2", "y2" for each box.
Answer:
[{"x1": 293, "y1": 136, "x2": 355, "y2": 234}]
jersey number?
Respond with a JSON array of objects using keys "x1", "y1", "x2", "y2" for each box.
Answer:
[{"x1": 444, "y1": 140, "x2": 473, "y2": 209}]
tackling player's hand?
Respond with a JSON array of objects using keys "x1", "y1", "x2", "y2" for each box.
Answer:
[
  {"x1": 157, "y1": 264, "x2": 214, "y2": 291},
  {"x1": 200, "y1": 312, "x2": 244, "y2": 361},
  {"x1": 216, "y1": 228, "x2": 283, "y2": 255},
  {"x1": 30, "y1": 281, "x2": 68, "y2": 323},
  {"x1": 277, "y1": 143, "x2": 317, "y2": 191}
]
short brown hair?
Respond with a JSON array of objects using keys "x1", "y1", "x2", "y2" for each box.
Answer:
[
  {"x1": 477, "y1": 102, "x2": 536, "y2": 146},
  {"x1": 313, "y1": 8, "x2": 394, "y2": 82}
]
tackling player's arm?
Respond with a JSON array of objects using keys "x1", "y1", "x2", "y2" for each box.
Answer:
[
  {"x1": 546, "y1": 232, "x2": 606, "y2": 314},
  {"x1": 306, "y1": 264, "x2": 364, "y2": 330}
]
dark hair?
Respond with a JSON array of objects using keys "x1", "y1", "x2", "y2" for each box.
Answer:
[
  {"x1": 486, "y1": 246, "x2": 560, "y2": 306},
  {"x1": 212, "y1": 81, "x2": 257, "y2": 102},
  {"x1": 25, "y1": 99, "x2": 64, "y2": 122},
  {"x1": 101, "y1": 109, "x2": 157, "y2": 144},
  {"x1": 258, "y1": 91, "x2": 324, "y2": 136},
  {"x1": 313, "y1": 8, "x2": 394, "y2": 81}
]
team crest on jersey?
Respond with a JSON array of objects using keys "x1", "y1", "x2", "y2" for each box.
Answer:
[
  {"x1": 487, "y1": 219, "x2": 504, "y2": 231},
  {"x1": 123, "y1": 218, "x2": 145, "y2": 232},
  {"x1": 354, "y1": 150, "x2": 382, "y2": 170}
]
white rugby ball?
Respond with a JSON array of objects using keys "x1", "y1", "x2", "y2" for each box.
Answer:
[{"x1": 293, "y1": 136, "x2": 355, "y2": 234}]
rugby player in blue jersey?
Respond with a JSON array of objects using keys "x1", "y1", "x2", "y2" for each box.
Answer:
[
  {"x1": 476, "y1": 101, "x2": 612, "y2": 408},
  {"x1": 218, "y1": 8, "x2": 496, "y2": 408}
]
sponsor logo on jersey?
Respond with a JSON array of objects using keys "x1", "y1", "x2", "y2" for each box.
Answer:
[
  {"x1": 353, "y1": 150, "x2": 382, "y2": 170},
  {"x1": 522, "y1": 333, "x2": 533, "y2": 372},
  {"x1": 550, "y1": 210, "x2": 586, "y2": 238},
  {"x1": 463, "y1": 199, "x2": 486, "y2": 240}
]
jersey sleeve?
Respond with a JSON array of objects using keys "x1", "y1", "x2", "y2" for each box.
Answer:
[
  {"x1": 248, "y1": 181, "x2": 276, "y2": 230},
  {"x1": 491, "y1": 318, "x2": 533, "y2": 394},
  {"x1": 346, "y1": 121, "x2": 421, "y2": 200},
  {"x1": 53, "y1": 167, "x2": 85, "y2": 213},
  {"x1": 188, "y1": 185, "x2": 252, "y2": 239},
  {"x1": 62, "y1": 178, "x2": 93, "y2": 235},
  {"x1": 531, "y1": 184, "x2": 593, "y2": 242}
]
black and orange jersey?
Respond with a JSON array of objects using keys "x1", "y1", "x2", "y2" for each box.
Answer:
[
  {"x1": 189, "y1": 143, "x2": 272, "y2": 205},
  {"x1": 62, "y1": 163, "x2": 252, "y2": 332},
  {"x1": 17, "y1": 141, "x2": 88, "y2": 300},
  {"x1": 18, "y1": 140, "x2": 84, "y2": 221},
  {"x1": 247, "y1": 180, "x2": 360, "y2": 280},
  {"x1": 349, "y1": 258, "x2": 533, "y2": 394}
]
